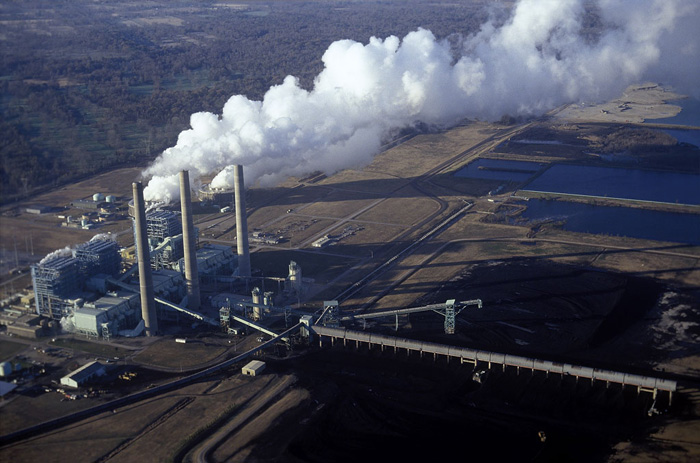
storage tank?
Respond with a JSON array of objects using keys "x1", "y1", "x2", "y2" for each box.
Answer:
[
  {"x1": 252, "y1": 287, "x2": 262, "y2": 320},
  {"x1": 106, "y1": 195, "x2": 117, "y2": 203},
  {"x1": 288, "y1": 261, "x2": 302, "y2": 292},
  {"x1": 93, "y1": 193, "x2": 105, "y2": 202},
  {"x1": 0, "y1": 362, "x2": 12, "y2": 377},
  {"x1": 263, "y1": 291, "x2": 274, "y2": 307}
]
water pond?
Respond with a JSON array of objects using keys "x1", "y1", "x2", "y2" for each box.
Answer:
[
  {"x1": 520, "y1": 199, "x2": 700, "y2": 245},
  {"x1": 523, "y1": 164, "x2": 700, "y2": 206}
]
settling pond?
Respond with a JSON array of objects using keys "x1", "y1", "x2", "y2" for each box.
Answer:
[{"x1": 455, "y1": 159, "x2": 700, "y2": 245}]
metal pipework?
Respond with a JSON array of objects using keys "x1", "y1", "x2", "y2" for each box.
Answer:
[
  {"x1": 233, "y1": 164, "x2": 251, "y2": 277},
  {"x1": 179, "y1": 170, "x2": 201, "y2": 310},
  {"x1": 132, "y1": 182, "x2": 158, "y2": 336}
]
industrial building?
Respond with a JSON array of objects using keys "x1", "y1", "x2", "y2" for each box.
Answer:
[
  {"x1": 146, "y1": 210, "x2": 183, "y2": 242},
  {"x1": 177, "y1": 243, "x2": 236, "y2": 277},
  {"x1": 71, "y1": 291, "x2": 140, "y2": 339},
  {"x1": 31, "y1": 256, "x2": 81, "y2": 320},
  {"x1": 60, "y1": 361, "x2": 106, "y2": 388},
  {"x1": 32, "y1": 237, "x2": 123, "y2": 320},
  {"x1": 198, "y1": 184, "x2": 235, "y2": 206},
  {"x1": 74, "y1": 238, "x2": 121, "y2": 278},
  {"x1": 241, "y1": 360, "x2": 266, "y2": 376},
  {"x1": 28, "y1": 167, "x2": 249, "y2": 339}
]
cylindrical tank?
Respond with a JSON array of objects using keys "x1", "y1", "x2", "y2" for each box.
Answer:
[
  {"x1": 106, "y1": 195, "x2": 116, "y2": 203},
  {"x1": 288, "y1": 261, "x2": 302, "y2": 292},
  {"x1": 263, "y1": 292, "x2": 273, "y2": 307},
  {"x1": 252, "y1": 287, "x2": 262, "y2": 320},
  {"x1": 93, "y1": 193, "x2": 105, "y2": 202},
  {"x1": 0, "y1": 362, "x2": 12, "y2": 377}
]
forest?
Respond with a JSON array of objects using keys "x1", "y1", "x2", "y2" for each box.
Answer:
[{"x1": 0, "y1": 0, "x2": 497, "y2": 203}]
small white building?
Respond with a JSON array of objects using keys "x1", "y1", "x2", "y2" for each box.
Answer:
[
  {"x1": 241, "y1": 360, "x2": 266, "y2": 376},
  {"x1": 60, "y1": 361, "x2": 106, "y2": 388}
]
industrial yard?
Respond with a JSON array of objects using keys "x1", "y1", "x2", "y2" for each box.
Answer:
[{"x1": 0, "y1": 84, "x2": 699, "y2": 462}]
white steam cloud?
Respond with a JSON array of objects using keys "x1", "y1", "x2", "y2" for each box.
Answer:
[{"x1": 143, "y1": 0, "x2": 699, "y2": 202}]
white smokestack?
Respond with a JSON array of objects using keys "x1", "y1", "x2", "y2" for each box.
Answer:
[{"x1": 142, "y1": 0, "x2": 699, "y2": 202}]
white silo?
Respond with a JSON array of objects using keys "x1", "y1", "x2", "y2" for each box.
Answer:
[
  {"x1": 0, "y1": 362, "x2": 13, "y2": 377},
  {"x1": 288, "y1": 261, "x2": 302, "y2": 293}
]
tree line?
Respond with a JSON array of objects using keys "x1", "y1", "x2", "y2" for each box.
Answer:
[{"x1": 0, "y1": 0, "x2": 499, "y2": 203}]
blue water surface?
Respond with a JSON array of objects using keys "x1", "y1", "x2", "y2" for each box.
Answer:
[
  {"x1": 524, "y1": 164, "x2": 700, "y2": 205},
  {"x1": 455, "y1": 159, "x2": 543, "y2": 183},
  {"x1": 521, "y1": 199, "x2": 700, "y2": 245}
]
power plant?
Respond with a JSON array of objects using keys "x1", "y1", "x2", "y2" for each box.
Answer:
[
  {"x1": 27, "y1": 167, "x2": 270, "y2": 341},
  {"x1": 14, "y1": 162, "x2": 680, "y2": 456}
]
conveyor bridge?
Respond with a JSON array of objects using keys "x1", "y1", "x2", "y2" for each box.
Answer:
[{"x1": 312, "y1": 325, "x2": 677, "y2": 400}]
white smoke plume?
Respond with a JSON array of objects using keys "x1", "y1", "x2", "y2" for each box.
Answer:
[
  {"x1": 89, "y1": 232, "x2": 116, "y2": 242},
  {"x1": 143, "y1": 0, "x2": 699, "y2": 202},
  {"x1": 39, "y1": 233, "x2": 117, "y2": 265},
  {"x1": 39, "y1": 246, "x2": 73, "y2": 265}
]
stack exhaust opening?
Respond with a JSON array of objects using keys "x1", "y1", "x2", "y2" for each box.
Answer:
[
  {"x1": 234, "y1": 164, "x2": 251, "y2": 278},
  {"x1": 132, "y1": 181, "x2": 158, "y2": 336},
  {"x1": 179, "y1": 170, "x2": 201, "y2": 311}
]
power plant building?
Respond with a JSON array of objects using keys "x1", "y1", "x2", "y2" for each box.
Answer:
[
  {"x1": 31, "y1": 257, "x2": 81, "y2": 320},
  {"x1": 74, "y1": 239, "x2": 121, "y2": 278},
  {"x1": 199, "y1": 184, "x2": 235, "y2": 205},
  {"x1": 72, "y1": 291, "x2": 140, "y2": 339},
  {"x1": 177, "y1": 243, "x2": 236, "y2": 277},
  {"x1": 32, "y1": 237, "x2": 123, "y2": 320},
  {"x1": 146, "y1": 210, "x2": 183, "y2": 242}
]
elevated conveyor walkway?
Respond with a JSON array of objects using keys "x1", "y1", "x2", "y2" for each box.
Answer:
[{"x1": 312, "y1": 326, "x2": 677, "y2": 397}]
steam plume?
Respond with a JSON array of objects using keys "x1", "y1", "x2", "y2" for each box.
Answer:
[{"x1": 143, "y1": 0, "x2": 699, "y2": 202}]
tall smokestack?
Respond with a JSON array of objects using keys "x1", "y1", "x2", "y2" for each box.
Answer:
[
  {"x1": 179, "y1": 170, "x2": 200, "y2": 310},
  {"x1": 132, "y1": 182, "x2": 158, "y2": 336},
  {"x1": 234, "y1": 164, "x2": 251, "y2": 277}
]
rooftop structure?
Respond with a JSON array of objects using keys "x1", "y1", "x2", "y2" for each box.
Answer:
[
  {"x1": 198, "y1": 184, "x2": 235, "y2": 205},
  {"x1": 74, "y1": 238, "x2": 121, "y2": 278}
]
